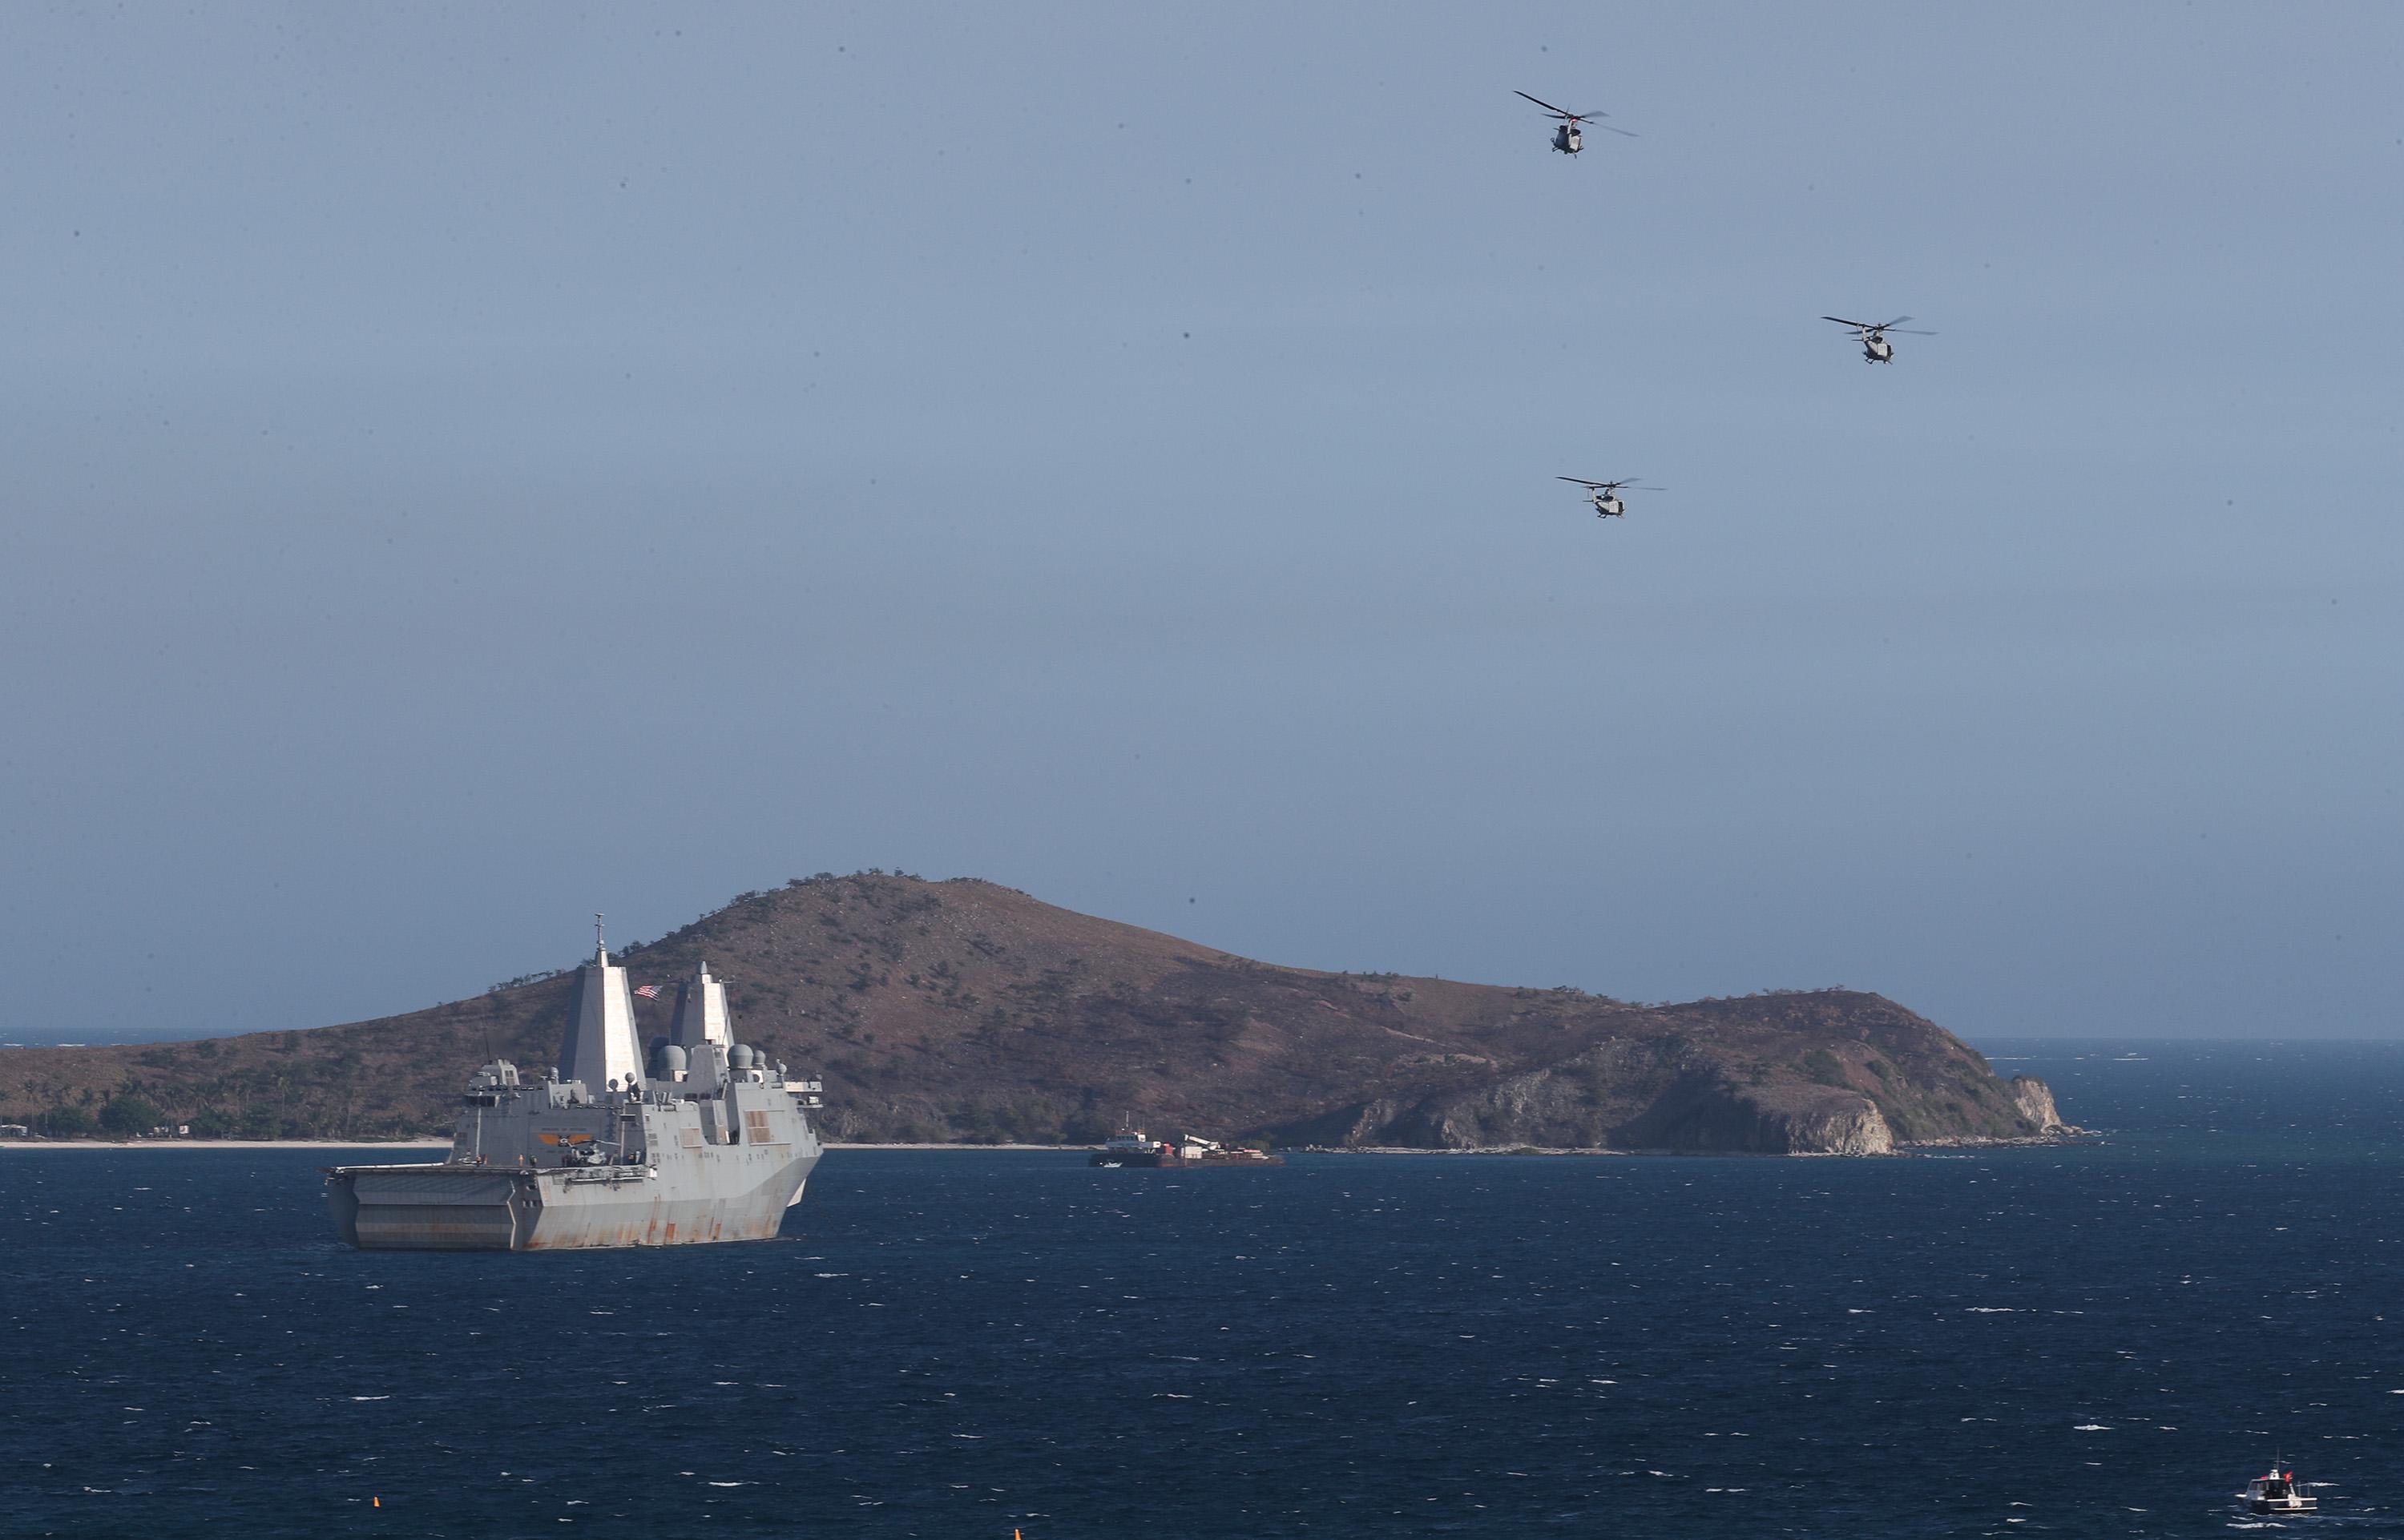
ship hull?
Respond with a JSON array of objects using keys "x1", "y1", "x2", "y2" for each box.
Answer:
[{"x1": 327, "y1": 1148, "x2": 820, "y2": 1251}]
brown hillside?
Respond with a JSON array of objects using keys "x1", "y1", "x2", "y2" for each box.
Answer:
[{"x1": 0, "y1": 873, "x2": 2070, "y2": 1151}]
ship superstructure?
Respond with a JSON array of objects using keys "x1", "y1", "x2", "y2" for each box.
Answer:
[{"x1": 326, "y1": 935, "x2": 822, "y2": 1250}]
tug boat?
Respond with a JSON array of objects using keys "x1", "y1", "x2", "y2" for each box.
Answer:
[
  {"x1": 1091, "y1": 1127, "x2": 1167, "y2": 1167},
  {"x1": 2245, "y1": 1464, "x2": 2318, "y2": 1516}
]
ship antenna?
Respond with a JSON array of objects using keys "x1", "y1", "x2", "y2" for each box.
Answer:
[{"x1": 594, "y1": 912, "x2": 607, "y2": 963}]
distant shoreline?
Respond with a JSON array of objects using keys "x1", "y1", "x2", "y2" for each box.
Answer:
[
  {"x1": 0, "y1": 1139, "x2": 1075, "y2": 1154},
  {"x1": 0, "y1": 1139, "x2": 454, "y2": 1152},
  {"x1": 0, "y1": 1135, "x2": 2089, "y2": 1156}
]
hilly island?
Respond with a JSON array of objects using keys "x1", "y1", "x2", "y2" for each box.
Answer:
[{"x1": 0, "y1": 873, "x2": 2071, "y2": 1153}]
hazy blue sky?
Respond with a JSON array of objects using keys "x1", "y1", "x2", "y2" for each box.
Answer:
[{"x1": 4, "y1": 2, "x2": 2399, "y2": 1044}]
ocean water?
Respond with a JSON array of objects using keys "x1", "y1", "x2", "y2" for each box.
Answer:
[{"x1": 4, "y1": 1038, "x2": 2402, "y2": 1539}]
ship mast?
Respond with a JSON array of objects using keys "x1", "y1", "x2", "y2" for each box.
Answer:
[{"x1": 559, "y1": 912, "x2": 640, "y2": 1092}]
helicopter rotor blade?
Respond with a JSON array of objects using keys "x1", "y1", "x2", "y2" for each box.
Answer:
[
  {"x1": 1515, "y1": 90, "x2": 1576, "y2": 118},
  {"x1": 1882, "y1": 327, "x2": 1937, "y2": 336},
  {"x1": 1875, "y1": 316, "x2": 1914, "y2": 329},
  {"x1": 1822, "y1": 315, "x2": 1874, "y2": 330},
  {"x1": 1556, "y1": 476, "x2": 1607, "y2": 488},
  {"x1": 1590, "y1": 123, "x2": 1640, "y2": 137}
]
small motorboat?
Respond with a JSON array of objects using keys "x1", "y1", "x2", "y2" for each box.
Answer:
[{"x1": 2245, "y1": 1464, "x2": 2318, "y2": 1516}]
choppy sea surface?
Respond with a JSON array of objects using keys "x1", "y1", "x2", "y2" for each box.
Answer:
[{"x1": 5, "y1": 1038, "x2": 2403, "y2": 1539}]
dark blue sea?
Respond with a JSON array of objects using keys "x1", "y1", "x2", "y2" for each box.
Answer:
[{"x1": 6, "y1": 1038, "x2": 2403, "y2": 1539}]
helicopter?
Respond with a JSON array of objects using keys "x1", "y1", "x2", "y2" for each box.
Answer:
[
  {"x1": 1823, "y1": 314, "x2": 1934, "y2": 364},
  {"x1": 1515, "y1": 91, "x2": 1637, "y2": 155},
  {"x1": 1558, "y1": 477, "x2": 1661, "y2": 519}
]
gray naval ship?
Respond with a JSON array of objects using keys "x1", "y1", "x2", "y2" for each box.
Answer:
[{"x1": 326, "y1": 936, "x2": 824, "y2": 1250}]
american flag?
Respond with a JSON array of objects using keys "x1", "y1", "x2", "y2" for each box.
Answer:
[{"x1": 633, "y1": 983, "x2": 661, "y2": 999}]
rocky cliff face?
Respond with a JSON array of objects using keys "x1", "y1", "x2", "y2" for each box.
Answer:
[
  {"x1": 0, "y1": 873, "x2": 2071, "y2": 1153},
  {"x1": 2008, "y1": 1074, "x2": 2069, "y2": 1133},
  {"x1": 1774, "y1": 1097, "x2": 1895, "y2": 1155},
  {"x1": 1265, "y1": 1026, "x2": 2011, "y2": 1156}
]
